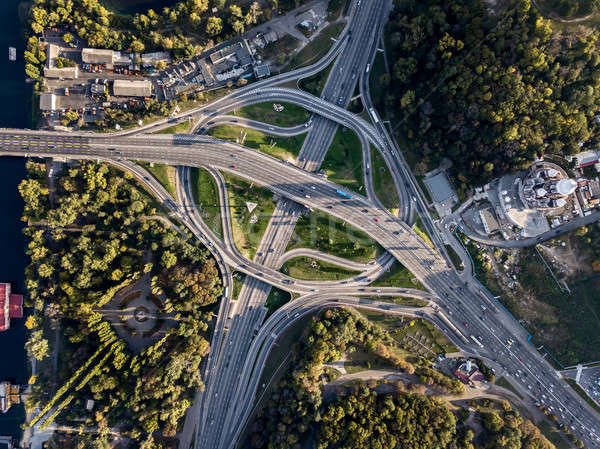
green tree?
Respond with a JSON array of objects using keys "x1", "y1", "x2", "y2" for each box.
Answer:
[{"x1": 206, "y1": 16, "x2": 223, "y2": 36}]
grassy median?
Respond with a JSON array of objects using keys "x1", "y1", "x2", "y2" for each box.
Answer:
[
  {"x1": 373, "y1": 261, "x2": 425, "y2": 290},
  {"x1": 209, "y1": 124, "x2": 306, "y2": 161},
  {"x1": 287, "y1": 22, "x2": 345, "y2": 69},
  {"x1": 137, "y1": 162, "x2": 177, "y2": 199},
  {"x1": 223, "y1": 173, "x2": 276, "y2": 260},
  {"x1": 190, "y1": 167, "x2": 222, "y2": 239},
  {"x1": 286, "y1": 209, "x2": 383, "y2": 263},
  {"x1": 322, "y1": 127, "x2": 365, "y2": 194},
  {"x1": 281, "y1": 257, "x2": 360, "y2": 281},
  {"x1": 231, "y1": 102, "x2": 311, "y2": 127},
  {"x1": 370, "y1": 146, "x2": 400, "y2": 214},
  {"x1": 265, "y1": 287, "x2": 292, "y2": 318}
]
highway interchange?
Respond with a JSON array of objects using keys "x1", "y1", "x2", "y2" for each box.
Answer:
[{"x1": 2, "y1": 0, "x2": 600, "y2": 447}]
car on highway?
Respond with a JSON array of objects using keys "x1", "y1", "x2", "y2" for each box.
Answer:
[{"x1": 373, "y1": 218, "x2": 379, "y2": 222}]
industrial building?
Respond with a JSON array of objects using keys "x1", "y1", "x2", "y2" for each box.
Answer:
[
  {"x1": 423, "y1": 169, "x2": 458, "y2": 216},
  {"x1": 82, "y1": 48, "x2": 115, "y2": 68},
  {"x1": 39, "y1": 93, "x2": 57, "y2": 111},
  {"x1": 112, "y1": 79, "x2": 152, "y2": 97},
  {"x1": 82, "y1": 48, "x2": 134, "y2": 70}
]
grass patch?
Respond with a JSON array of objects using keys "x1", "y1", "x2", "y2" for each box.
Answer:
[
  {"x1": 495, "y1": 376, "x2": 523, "y2": 400},
  {"x1": 189, "y1": 167, "x2": 222, "y2": 238},
  {"x1": 393, "y1": 318, "x2": 458, "y2": 356},
  {"x1": 223, "y1": 173, "x2": 276, "y2": 260},
  {"x1": 208, "y1": 124, "x2": 305, "y2": 161},
  {"x1": 281, "y1": 257, "x2": 360, "y2": 281},
  {"x1": 412, "y1": 216, "x2": 434, "y2": 249},
  {"x1": 373, "y1": 261, "x2": 424, "y2": 290},
  {"x1": 153, "y1": 120, "x2": 194, "y2": 134},
  {"x1": 136, "y1": 162, "x2": 177, "y2": 199},
  {"x1": 357, "y1": 310, "x2": 456, "y2": 358},
  {"x1": 231, "y1": 271, "x2": 246, "y2": 300},
  {"x1": 265, "y1": 287, "x2": 292, "y2": 318},
  {"x1": 286, "y1": 209, "x2": 383, "y2": 262},
  {"x1": 231, "y1": 102, "x2": 311, "y2": 127},
  {"x1": 344, "y1": 347, "x2": 396, "y2": 374},
  {"x1": 374, "y1": 297, "x2": 428, "y2": 307},
  {"x1": 321, "y1": 127, "x2": 364, "y2": 195},
  {"x1": 370, "y1": 145, "x2": 400, "y2": 214},
  {"x1": 565, "y1": 378, "x2": 600, "y2": 413},
  {"x1": 299, "y1": 59, "x2": 335, "y2": 96},
  {"x1": 287, "y1": 22, "x2": 345, "y2": 69}
]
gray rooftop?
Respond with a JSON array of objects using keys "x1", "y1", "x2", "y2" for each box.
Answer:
[{"x1": 423, "y1": 171, "x2": 456, "y2": 203}]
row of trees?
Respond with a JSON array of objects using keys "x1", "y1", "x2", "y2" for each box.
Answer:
[
  {"x1": 20, "y1": 160, "x2": 222, "y2": 446},
  {"x1": 383, "y1": 0, "x2": 600, "y2": 188}
]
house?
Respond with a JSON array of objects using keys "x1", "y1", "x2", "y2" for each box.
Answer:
[
  {"x1": 0, "y1": 283, "x2": 23, "y2": 332},
  {"x1": 112, "y1": 79, "x2": 152, "y2": 97}
]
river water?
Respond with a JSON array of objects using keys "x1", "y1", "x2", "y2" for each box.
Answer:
[{"x1": 0, "y1": 0, "x2": 32, "y2": 442}]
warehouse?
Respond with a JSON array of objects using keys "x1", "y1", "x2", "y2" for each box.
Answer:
[{"x1": 112, "y1": 79, "x2": 153, "y2": 97}]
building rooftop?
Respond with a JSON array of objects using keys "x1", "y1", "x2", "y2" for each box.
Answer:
[
  {"x1": 82, "y1": 48, "x2": 114, "y2": 64},
  {"x1": 44, "y1": 66, "x2": 78, "y2": 79},
  {"x1": 479, "y1": 207, "x2": 500, "y2": 234},
  {"x1": 423, "y1": 171, "x2": 456, "y2": 203},
  {"x1": 39, "y1": 93, "x2": 57, "y2": 111},
  {"x1": 112, "y1": 79, "x2": 152, "y2": 97},
  {"x1": 254, "y1": 63, "x2": 270, "y2": 78},
  {"x1": 209, "y1": 40, "x2": 254, "y2": 68}
]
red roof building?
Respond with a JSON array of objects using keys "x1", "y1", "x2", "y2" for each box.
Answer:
[
  {"x1": 0, "y1": 283, "x2": 23, "y2": 332},
  {"x1": 454, "y1": 359, "x2": 485, "y2": 385}
]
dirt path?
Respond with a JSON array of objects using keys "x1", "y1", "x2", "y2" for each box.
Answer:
[
  {"x1": 322, "y1": 368, "x2": 544, "y2": 422},
  {"x1": 531, "y1": 0, "x2": 593, "y2": 23}
]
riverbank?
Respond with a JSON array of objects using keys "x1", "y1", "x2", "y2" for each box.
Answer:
[{"x1": 0, "y1": 0, "x2": 33, "y2": 444}]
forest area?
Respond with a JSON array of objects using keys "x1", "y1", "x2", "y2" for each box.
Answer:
[
  {"x1": 246, "y1": 308, "x2": 557, "y2": 449},
  {"x1": 382, "y1": 0, "x2": 600, "y2": 194},
  {"x1": 19, "y1": 160, "x2": 222, "y2": 447}
]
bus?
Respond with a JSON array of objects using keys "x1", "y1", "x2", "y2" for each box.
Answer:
[
  {"x1": 369, "y1": 107, "x2": 379, "y2": 124},
  {"x1": 336, "y1": 189, "x2": 353, "y2": 199}
]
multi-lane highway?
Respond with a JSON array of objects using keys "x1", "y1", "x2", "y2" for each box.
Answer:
[{"x1": 3, "y1": 0, "x2": 600, "y2": 446}]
